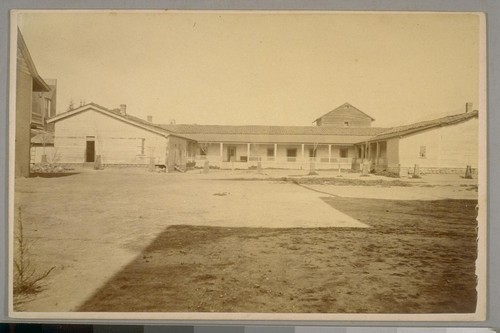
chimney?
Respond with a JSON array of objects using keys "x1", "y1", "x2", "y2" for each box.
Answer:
[
  {"x1": 147, "y1": 115, "x2": 153, "y2": 122},
  {"x1": 465, "y1": 102, "x2": 473, "y2": 113},
  {"x1": 169, "y1": 119, "x2": 176, "y2": 125},
  {"x1": 120, "y1": 104, "x2": 127, "y2": 115}
]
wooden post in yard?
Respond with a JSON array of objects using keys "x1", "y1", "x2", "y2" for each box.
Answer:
[
  {"x1": 257, "y1": 161, "x2": 262, "y2": 174},
  {"x1": 361, "y1": 161, "x2": 369, "y2": 176},
  {"x1": 465, "y1": 165, "x2": 472, "y2": 179},
  {"x1": 94, "y1": 155, "x2": 102, "y2": 170},
  {"x1": 413, "y1": 164, "x2": 420, "y2": 178},
  {"x1": 149, "y1": 157, "x2": 155, "y2": 172},
  {"x1": 204, "y1": 160, "x2": 209, "y2": 174},
  {"x1": 309, "y1": 160, "x2": 317, "y2": 175}
]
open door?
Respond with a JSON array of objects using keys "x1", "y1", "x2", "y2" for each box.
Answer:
[{"x1": 86, "y1": 137, "x2": 95, "y2": 162}]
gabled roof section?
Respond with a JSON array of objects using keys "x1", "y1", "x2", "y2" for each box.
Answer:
[
  {"x1": 46, "y1": 103, "x2": 185, "y2": 139},
  {"x1": 370, "y1": 110, "x2": 479, "y2": 141},
  {"x1": 313, "y1": 103, "x2": 375, "y2": 124},
  {"x1": 17, "y1": 28, "x2": 50, "y2": 92}
]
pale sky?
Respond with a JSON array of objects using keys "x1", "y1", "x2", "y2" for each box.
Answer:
[{"x1": 16, "y1": 11, "x2": 481, "y2": 127}]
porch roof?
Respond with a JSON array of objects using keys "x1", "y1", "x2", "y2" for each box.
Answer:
[
  {"x1": 177, "y1": 133, "x2": 376, "y2": 144},
  {"x1": 366, "y1": 110, "x2": 479, "y2": 141},
  {"x1": 161, "y1": 123, "x2": 387, "y2": 136}
]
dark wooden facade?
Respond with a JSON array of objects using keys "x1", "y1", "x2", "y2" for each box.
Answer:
[
  {"x1": 314, "y1": 103, "x2": 374, "y2": 127},
  {"x1": 15, "y1": 29, "x2": 51, "y2": 177}
]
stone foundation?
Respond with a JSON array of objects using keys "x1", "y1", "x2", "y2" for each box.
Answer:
[{"x1": 387, "y1": 165, "x2": 478, "y2": 177}]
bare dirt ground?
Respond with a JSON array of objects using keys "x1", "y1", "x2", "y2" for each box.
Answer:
[{"x1": 12, "y1": 167, "x2": 478, "y2": 313}]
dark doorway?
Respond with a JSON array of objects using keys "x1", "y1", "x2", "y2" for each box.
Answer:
[{"x1": 86, "y1": 140, "x2": 95, "y2": 162}]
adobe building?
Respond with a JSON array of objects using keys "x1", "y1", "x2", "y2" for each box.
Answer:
[
  {"x1": 46, "y1": 101, "x2": 478, "y2": 175},
  {"x1": 46, "y1": 103, "x2": 196, "y2": 172}
]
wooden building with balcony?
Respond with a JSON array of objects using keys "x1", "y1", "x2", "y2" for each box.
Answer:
[{"x1": 15, "y1": 29, "x2": 56, "y2": 177}]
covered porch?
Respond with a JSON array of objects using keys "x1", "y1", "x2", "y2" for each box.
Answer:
[
  {"x1": 354, "y1": 141, "x2": 388, "y2": 171},
  {"x1": 195, "y1": 142, "x2": 356, "y2": 170}
]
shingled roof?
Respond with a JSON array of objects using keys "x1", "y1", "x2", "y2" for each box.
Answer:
[
  {"x1": 371, "y1": 110, "x2": 479, "y2": 141},
  {"x1": 160, "y1": 124, "x2": 388, "y2": 136},
  {"x1": 159, "y1": 124, "x2": 388, "y2": 144},
  {"x1": 47, "y1": 102, "x2": 477, "y2": 145}
]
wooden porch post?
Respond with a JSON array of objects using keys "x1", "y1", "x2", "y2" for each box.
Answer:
[
  {"x1": 247, "y1": 143, "x2": 251, "y2": 161},
  {"x1": 301, "y1": 144, "x2": 305, "y2": 162},
  {"x1": 274, "y1": 143, "x2": 278, "y2": 162},
  {"x1": 376, "y1": 142, "x2": 380, "y2": 166},
  {"x1": 220, "y1": 142, "x2": 223, "y2": 162},
  {"x1": 328, "y1": 144, "x2": 332, "y2": 163}
]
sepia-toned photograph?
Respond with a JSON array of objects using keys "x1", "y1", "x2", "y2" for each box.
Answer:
[{"x1": 9, "y1": 10, "x2": 486, "y2": 321}]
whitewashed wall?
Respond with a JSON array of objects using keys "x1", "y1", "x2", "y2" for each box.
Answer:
[
  {"x1": 30, "y1": 147, "x2": 57, "y2": 164},
  {"x1": 439, "y1": 117, "x2": 478, "y2": 168},
  {"x1": 166, "y1": 136, "x2": 192, "y2": 169},
  {"x1": 398, "y1": 118, "x2": 478, "y2": 169},
  {"x1": 53, "y1": 109, "x2": 168, "y2": 165},
  {"x1": 386, "y1": 138, "x2": 400, "y2": 167}
]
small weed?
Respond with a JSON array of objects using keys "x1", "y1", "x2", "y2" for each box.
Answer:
[{"x1": 14, "y1": 207, "x2": 55, "y2": 307}]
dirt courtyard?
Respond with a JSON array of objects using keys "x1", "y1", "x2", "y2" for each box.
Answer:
[{"x1": 12, "y1": 167, "x2": 479, "y2": 314}]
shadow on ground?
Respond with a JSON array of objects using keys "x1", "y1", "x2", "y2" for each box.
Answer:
[
  {"x1": 30, "y1": 172, "x2": 80, "y2": 178},
  {"x1": 78, "y1": 198, "x2": 478, "y2": 314}
]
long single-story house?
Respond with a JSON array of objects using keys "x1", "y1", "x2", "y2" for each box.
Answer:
[
  {"x1": 159, "y1": 125, "x2": 386, "y2": 170},
  {"x1": 45, "y1": 102, "x2": 479, "y2": 175}
]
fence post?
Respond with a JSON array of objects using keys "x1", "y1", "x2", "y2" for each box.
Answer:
[
  {"x1": 465, "y1": 165, "x2": 472, "y2": 179},
  {"x1": 309, "y1": 161, "x2": 317, "y2": 175},
  {"x1": 413, "y1": 164, "x2": 420, "y2": 178}
]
